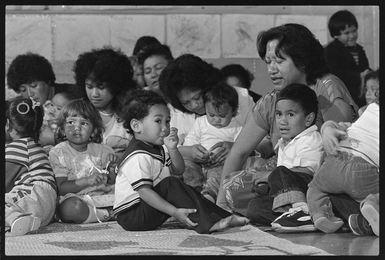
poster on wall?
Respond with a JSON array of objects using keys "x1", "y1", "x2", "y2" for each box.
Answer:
[
  {"x1": 6, "y1": 15, "x2": 52, "y2": 61},
  {"x1": 275, "y1": 15, "x2": 328, "y2": 45},
  {"x1": 167, "y1": 14, "x2": 220, "y2": 58},
  {"x1": 110, "y1": 15, "x2": 165, "y2": 55},
  {"x1": 222, "y1": 14, "x2": 275, "y2": 58},
  {"x1": 53, "y1": 15, "x2": 110, "y2": 61}
]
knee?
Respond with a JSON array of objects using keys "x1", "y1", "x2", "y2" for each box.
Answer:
[{"x1": 59, "y1": 197, "x2": 89, "y2": 224}]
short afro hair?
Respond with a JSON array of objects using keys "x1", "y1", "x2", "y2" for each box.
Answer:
[
  {"x1": 7, "y1": 52, "x2": 56, "y2": 92},
  {"x1": 73, "y1": 46, "x2": 136, "y2": 113}
]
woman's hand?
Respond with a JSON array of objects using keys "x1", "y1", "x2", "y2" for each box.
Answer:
[
  {"x1": 208, "y1": 141, "x2": 233, "y2": 166},
  {"x1": 164, "y1": 127, "x2": 179, "y2": 150},
  {"x1": 172, "y1": 208, "x2": 198, "y2": 228},
  {"x1": 191, "y1": 144, "x2": 210, "y2": 163}
]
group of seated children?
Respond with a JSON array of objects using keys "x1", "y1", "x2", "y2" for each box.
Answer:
[{"x1": 5, "y1": 9, "x2": 379, "y2": 238}]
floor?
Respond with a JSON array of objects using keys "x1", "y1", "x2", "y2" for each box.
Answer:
[{"x1": 257, "y1": 225, "x2": 380, "y2": 255}]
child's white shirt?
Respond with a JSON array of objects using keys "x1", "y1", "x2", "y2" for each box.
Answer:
[
  {"x1": 183, "y1": 115, "x2": 243, "y2": 151},
  {"x1": 275, "y1": 125, "x2": 324, "y2": 174},
  {"x1": 113, "y1": 147, "x2": 170, "y2": 215},
  {"x1": 169, "y1": 86, "x2": 254, "y2": 145},
  {"x1": 340, "y1": 102, "x2": 379, "y2": 167}
]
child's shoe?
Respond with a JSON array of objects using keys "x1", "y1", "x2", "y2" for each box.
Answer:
[
  {"x1": 271, "y1": 208, "x2": 316, "y2": 233},
  {"x1": 348, "y1": 214, "x2": 375, "y2": 236},
  {"x1": 314, "y1": 216, "x2": 344, "y2": 233},
  {"x1": 9, "y1": 215, "x2": 41, "y2": 236},
  {"x1": 361, "y1": 200, "x2": 379, "y2": 236}
]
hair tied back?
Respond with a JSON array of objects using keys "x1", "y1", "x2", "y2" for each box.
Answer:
[{"x1": 16, "y1": 101, "x2": 30, "y2": 115}]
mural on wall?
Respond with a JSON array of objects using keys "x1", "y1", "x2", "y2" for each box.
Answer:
[
  {"x1": 110, "y1": 15, "x2": 165, "y2": 55},
  {"x1": 53, "y1": 15, "x2": 111, "y2": 61},
  {"x1": 167, "y1": 14, "x2": 220, "y2": 58},
  {"x1": 222, "y1": 14, "x2": 275, "y2": 58},
  {"x1": 6, "y1": 15, "x2": 52, "y2": 61},
  {"x1": 275, "y1": 15, "x2": 328, "y2": 45}
]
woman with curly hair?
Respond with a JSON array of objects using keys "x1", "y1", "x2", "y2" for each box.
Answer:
[
  {"x1": 216, "y1": 23, "x2": 358, "y2": 230},
  {"x1": 159, "y1": 54, "x2": 255, "y2": 190},
  {"x1": 73, "y1": 47, "x2": 136, "y2": 158}
]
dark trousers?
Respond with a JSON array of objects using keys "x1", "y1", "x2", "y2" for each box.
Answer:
[
  {"x1": 246, "y1": 164, "x2": 361, "y2": 226},
  {"x1": 269, "y1": 166, "x2": 313, "y2": 211},
  {"x1": 246, "y1": 166, "x2": 312, "y2": 224},
  {"x1": 117, "y1": 176, "x2": 231, "y2": 234}
]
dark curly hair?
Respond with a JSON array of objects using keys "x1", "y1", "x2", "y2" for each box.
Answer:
[
  {"x1": 221, "y1": 64, "x2": 254, "y2": 89},
  {"x1": 137, "y1": 43, "x2": 174, "y2": 66},
  {"x1": 6, "y1": 97, "x2": 44, "y2": 143},
  {"x1": 132, "y1": 36, "x2": 161, "y2": 56},
  {"x1": 73, "y1": 47, "x2": 136, "y2": 113},
  {"x1": 7, "y1": 52, "x2": 56, "y2": 92},
  {"x1": 56, "y1": 98, "x2": 104, "y2": 144},
  {"x1": 204, "y1": 81, "x2": 239, "y2": 117},
  {"x1": 328, "y1": 10, "x2": 358, "y2": 37},
  {"x1": 159, "y1": 54, "x2": 224, "y2": 114},
  {"x1": 119, "y1": 90, "x2": 168, "y2": 135},
  {"x1": 276, "y1": 83, "x2": 318, "y2": 125},
  {"x1": 257, "y1": 23, "x2": 329, "y2": 86}
]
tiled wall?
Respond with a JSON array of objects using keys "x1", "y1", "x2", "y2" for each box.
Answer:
[{"x1": 5, "y1": 5, "x2": 379, "y2": 99}]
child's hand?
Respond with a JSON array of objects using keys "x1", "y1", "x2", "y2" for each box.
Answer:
[
  {"x1": 191, "y1": 144, "x2": 210, "y2": 163},
  {"x1": 163, "y1": 127, "x2": 179, "y2": 150},
  {"x1": 107, "y1": 153, "x2": 118, "y2": 166},
  {"x1": 208, "y1": 141, "x2": 233, "y2": 167},
  {"x1": 87, "y1": 173, "x2": 108, "y2": 186},
  {"x1": 172, "y1": 208, "x2": 198, "y2": 228}
]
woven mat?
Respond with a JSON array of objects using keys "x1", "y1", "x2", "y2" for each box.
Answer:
[{"x1": 5, "y1": 221, "x2": 332, "y2": 255}]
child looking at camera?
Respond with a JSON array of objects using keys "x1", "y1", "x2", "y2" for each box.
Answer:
[
  {"x1": 113, "y1": 90, "x2": 249, "y2": 234},
  {"x1": 5, "y1": 97, "x2": 57, "y2": 236},
  {"x1": 183, "y1": 82, "x2": 242, "y2": 202},
  {"x1": 49, "y1": 99, "x2": 117, "y2": 224},
  {"x1": 324, "y1": 9, "x2": 371, "y2": 107},
  {"x1": 247, "y1": 84, "x2": 324, "y2": 233}
]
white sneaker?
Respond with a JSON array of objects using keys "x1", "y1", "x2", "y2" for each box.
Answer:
[{"x1": 9, "y1": 215, "x2": 41, "y2": 236}]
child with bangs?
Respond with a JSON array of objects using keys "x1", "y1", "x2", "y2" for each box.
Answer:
[
  {"x1": 183, "y1": 82, "x2": 242, "y2": 202},
  {"x1": 49, "y1": 99, "x2": 117, "y2": 224}
]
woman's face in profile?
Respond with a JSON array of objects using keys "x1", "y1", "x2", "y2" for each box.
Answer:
[
  {"x1": 177, "y1": 88, "x2": 205, "y2": 115},
  {"x1": 264, "y1": 39, "x2": 306, "y2": 90}
]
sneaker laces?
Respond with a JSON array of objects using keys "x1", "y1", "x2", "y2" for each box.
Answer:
[{"x1": 272, "y1": 207, "x2": 303, "y2": 223}]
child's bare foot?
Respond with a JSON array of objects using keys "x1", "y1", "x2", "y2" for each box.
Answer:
[
  {"x1": 209, "y1": 214, "x2": 249, "y2": 232},
  {"x1": 229, "y1": 214, "x2": 250, "y2": 227}
]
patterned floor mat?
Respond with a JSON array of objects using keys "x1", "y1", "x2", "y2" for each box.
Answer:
[{"x1": 5, "y1": 221, "x2": 332, "y2": 255}]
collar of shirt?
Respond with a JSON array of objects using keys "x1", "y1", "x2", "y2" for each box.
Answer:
[{"x1": 274, "y1": 124, "x2": 319, "y2": 151}]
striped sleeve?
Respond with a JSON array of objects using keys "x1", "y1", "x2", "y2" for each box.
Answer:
[{"x1": 5, "y1": 139, "x2": 29, "y2": 168}]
